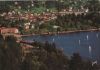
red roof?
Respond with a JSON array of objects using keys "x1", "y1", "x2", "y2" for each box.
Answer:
[{"x1": 0, "y1": 27, "x2": 19, "y2": 34}]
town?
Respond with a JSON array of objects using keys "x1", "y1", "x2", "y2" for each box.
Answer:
[{"x1": 0, "y1": 1, "x2": 97, "y2": 35}]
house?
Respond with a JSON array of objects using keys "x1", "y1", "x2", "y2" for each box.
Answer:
[
  {"x1": 24, "y1": 22, "x2": 30, "y2": 30},
  {"x1": 0, "y1": 27, "x2": 21, "y2": 41},
  {"x1": 0, "y1": 27, "x2": 19, "y2": 34}
]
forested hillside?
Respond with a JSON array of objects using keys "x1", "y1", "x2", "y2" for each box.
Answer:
[{"x1": 0, "y1": 35, "x2": 100, "y2": 70}]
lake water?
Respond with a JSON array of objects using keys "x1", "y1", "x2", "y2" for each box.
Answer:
[{"x1": 22, "y1": 31, "x2": 100, "y2": 62}]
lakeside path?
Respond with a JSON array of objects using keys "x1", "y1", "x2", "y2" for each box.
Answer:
[{"x1": 20, "y1": 28, "x2": 100, "y2": 37}]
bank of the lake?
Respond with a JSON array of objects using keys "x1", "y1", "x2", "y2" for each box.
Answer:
[{"x1": 21, "y1": 28, "x2": 100, "y2": 36}]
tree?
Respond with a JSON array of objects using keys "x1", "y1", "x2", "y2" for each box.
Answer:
[
  {"x1": 69, "y1": 53, "x2": 83, "y2": 70},
  {"x1": 86, "y1": 0, "x2": 100, "y2": 12},
  {"x1": 0, "y1": 35, "x2": 22, "y2": 70}
]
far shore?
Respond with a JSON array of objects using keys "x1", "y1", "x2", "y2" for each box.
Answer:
[{"x1": 20, "y1": 28, "x2": 100, "y2": 37}]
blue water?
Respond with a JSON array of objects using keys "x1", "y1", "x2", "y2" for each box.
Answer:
[{"x1": 22, "y1": 31, "x2": 100, "y2": 62}]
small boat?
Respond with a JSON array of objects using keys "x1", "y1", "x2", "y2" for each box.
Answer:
[
  {"x1": 89, "y1": 45, "x2": 92, "y2": 54},
  {"x1": 86, "y1": 35, "x2": 89, "y2": 40},
  {"x1": 52, "y1": 38, "x2": 55, "y2": 42},
  {"x1": 96, "y1": 34, "x2": 98, "y2": 38},
  {"x1": 79, "y1": 39, "x2": 81, "y2": 45}
]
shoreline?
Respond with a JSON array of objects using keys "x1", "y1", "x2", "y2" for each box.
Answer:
[{"x1": 20, "y1": 28, "x2": 100, "y2": 37}]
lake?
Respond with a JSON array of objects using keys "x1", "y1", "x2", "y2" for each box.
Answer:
[{"x1": 22, "y1": 31, "x2": 100, "y2": 63}]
